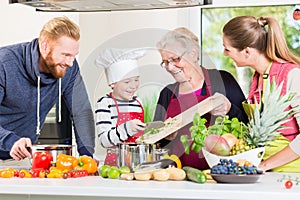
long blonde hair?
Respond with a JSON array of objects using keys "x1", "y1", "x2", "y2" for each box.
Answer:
[
  {"x1": 223, "y1": 16, "x2": 300, "y2": 66},
  {"x1": 39, "y1": 16, "x2": 80, "y2": 45}
]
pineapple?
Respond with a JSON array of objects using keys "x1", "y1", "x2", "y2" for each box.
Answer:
[
  {"x1": 230, "y1": 79, "x2": 295, "y2": 155},
  {"x1": 244, "y1": 78, "x2": 295, "y2": 148}
]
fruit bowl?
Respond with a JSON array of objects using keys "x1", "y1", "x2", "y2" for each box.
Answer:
[
  {"x1": 202, "y1": 147, "x2": 265, "y2": 168},
  {"x1": 209, "y1": 173, "x2": 263, "y2": 183}
]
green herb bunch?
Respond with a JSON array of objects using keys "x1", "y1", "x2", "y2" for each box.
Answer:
[
  {"x1": 180, "y1": 114, "x2": 247, "y2": 154},
  {"x1": 209, "y1": 115, "x2": 247, "y2": 139}
]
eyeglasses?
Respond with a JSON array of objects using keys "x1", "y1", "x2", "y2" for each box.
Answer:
[{"x1": 160, "y1": 52, "x2": 186, "y2": 68}]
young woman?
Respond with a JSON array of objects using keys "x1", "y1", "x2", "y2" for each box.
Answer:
[{"x1": 223, "y1": 16, "x2": 300, "y2": 172}]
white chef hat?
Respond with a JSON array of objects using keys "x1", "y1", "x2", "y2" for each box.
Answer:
[{"x1": 96, "y1": 48, "x2": 147, "y2": 85}]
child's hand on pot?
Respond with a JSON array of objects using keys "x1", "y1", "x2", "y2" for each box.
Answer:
[{"x1": 128, "y1": 119, "x2": 146, "y2": 133}]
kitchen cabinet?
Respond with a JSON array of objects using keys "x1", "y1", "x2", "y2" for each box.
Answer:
[{"x1": 0, "y1": 172, "x2": 299, "y2": 200}]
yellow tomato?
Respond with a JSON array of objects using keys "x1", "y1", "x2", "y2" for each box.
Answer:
[
  {"x1": 47, "y1": 167, "x2": 63, "y2": 178},
  {"x1": 0, "y1": 169, "x2": 14, "y2": 178},
  {"x1": 39, "y1": 171, "x2": 46, "y2": 178}
]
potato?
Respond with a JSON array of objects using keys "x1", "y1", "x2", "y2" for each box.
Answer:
[
  {"x1": 134, "y1": 172, "x2": 152, "y2": 181},
  {"x1": 120, "y1": 173, "x2": 134, "y2": 181},
  {"x1": 153, "y1": 169, "x2": 170, "y2": 181},
  {"x1": 166, "y1": 167, "x2": 186, "y2": 180}
]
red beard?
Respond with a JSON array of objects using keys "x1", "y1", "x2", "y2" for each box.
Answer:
[{"x1": 44, "y1": 53, "x2": 68, "y2": 79}]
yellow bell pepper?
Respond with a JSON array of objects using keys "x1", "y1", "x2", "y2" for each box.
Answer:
[
  {"x1": 55, "y1": 154, "x2": 78, "y2": 171},
  {"x1": 74, "y1": 155, "x2": 98, "y2": 174}
]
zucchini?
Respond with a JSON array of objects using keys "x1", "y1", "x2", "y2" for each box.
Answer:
[{"x1": 183, "y1": 166, "x2": 207, "y2": 184}]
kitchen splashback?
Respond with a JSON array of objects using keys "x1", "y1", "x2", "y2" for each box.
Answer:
[{"x1": 10, "y1": 0, "x2": 212, "y2": 12}]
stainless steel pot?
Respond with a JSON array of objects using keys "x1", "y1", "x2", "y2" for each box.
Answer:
[
  {"x1": 117, "y1": 143, "x2": 169, "y2": 170},
  {"x1": 31, "y1": 144, "x2": 73, "y2": 162},
  {"x1": 118, "y1": 143, "x2": 154, "y2": 170}
]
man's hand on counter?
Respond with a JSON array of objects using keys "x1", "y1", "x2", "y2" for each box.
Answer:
[{"x1": 10, "y1": 138, "x2": 32, "y2": 160}]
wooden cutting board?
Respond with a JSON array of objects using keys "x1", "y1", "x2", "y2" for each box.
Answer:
[{"x1": 136, "y1": 93, "x2": 224, "y2": 144}]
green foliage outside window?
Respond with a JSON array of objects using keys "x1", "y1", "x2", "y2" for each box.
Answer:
[{"x1": 202, "y1": 5, "x2": 300, "y2": 95}]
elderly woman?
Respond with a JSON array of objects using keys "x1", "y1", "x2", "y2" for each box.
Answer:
[{"x1": 153, "y1": 27, "x2": 247, "y2": 170}]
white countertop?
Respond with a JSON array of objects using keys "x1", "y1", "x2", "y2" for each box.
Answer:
[{"x1": 0, "y1": 172, "x2": 300, "y2": 200}]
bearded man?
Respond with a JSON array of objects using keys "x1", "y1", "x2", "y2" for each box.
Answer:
[{"x1": 0, "y1": 17, "x2": 95, "y2": 162}]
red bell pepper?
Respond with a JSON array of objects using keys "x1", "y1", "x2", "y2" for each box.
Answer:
[{"x1": 31, "y1": 152, "x2": 53, "y2": 170}]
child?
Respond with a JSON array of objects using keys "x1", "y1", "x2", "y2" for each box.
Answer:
[{"x1": 95, "y1": 48, "x2": 147, "y2": 166}]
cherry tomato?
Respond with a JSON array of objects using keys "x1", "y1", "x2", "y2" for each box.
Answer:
[
  {"x1": 19, "y1": 171, "x2": 26, "y2": 178},
  {"x1": 30, "y1": 168, "x2": 46, "y2": 178},
  {"x1": 285, "y1": 180, "x2": 293, "y2": 189},
  {"x1": 79, "y1": 170, "x2": 88, "y2": 177},
  {"x1": 68, "y1": 171, "x2": 74, "y2": 178},
  {"x1": 19, "y1": 170, "x2": 32, "y2": 178},
  {"x1": 62, "y1": 172, "x2": 69, "y2": 179},
  {"x1": 82, "y1": 170, "x2": 89, "y2": 176},
  {"x1": 293, "y1": 8, "x2": 300, "y2": 20},
  {"x1": 14, "y1": 170, "x2": 20, "y2": 177},
  {"x1": 73, "y1": 171, "x2": 80, "y2": 178},
  {"x1": 30, "y1": 171, "x2": 39, "y2": 178},
  {"x1": 39, "y1": 171, "x2": 46, "y2": 178},
  {"x1": 46, "y1": 172, "x2": 56, "y2": 178},
  {"x1": 0, "y1": 170, "x2": 14, "y2": 178}
]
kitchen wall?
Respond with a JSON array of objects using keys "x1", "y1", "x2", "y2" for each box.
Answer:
[
  {"x1": 76, "y1": 8, "x2": 200, "y2": 160},
  {"x1": 1, "y1": 0, "x2": 298, "y2": 160},
  {"x1": 78, "y1": 7, "x2": 200, "y2": 106},
  {"x1": 0, "y1": 0, "x2": 199, "y2": 159}
]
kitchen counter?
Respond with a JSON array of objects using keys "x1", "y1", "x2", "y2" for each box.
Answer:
[{"x1": 1, "y1": 172, "x2": 300, "y2": 200}]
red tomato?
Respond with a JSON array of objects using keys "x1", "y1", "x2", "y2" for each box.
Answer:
[
  {"x1": 30, "y1": 168, "x2": 45, "y2": 178},
  {"x1": 19, "y1": 171, "x2": 26, "y2": 178},
  {"x1": 72, "y1": 171, "x2": 80, "y2": 178},
  {"x1": 30, "y1": 171, "x2": 38, "y2": 178},
  {"x1": 293, "y1": 9, "x2": 300, "y2": 20},
  {"x1": 285, "y1": 180, "x2": 293, "y2": 189},
  {"x1": 31, "y1": 152, "x2": 53, "y2": 170},
  {"x1": 68, "y1": 171, "x2": 75, "y2": 178},
  {"x1": 82, "y1": 170, "x2": 89, "y2": 176},
  {"x1": 14, "y1": 170, "x2": 20, "y2": 177},
  {"x1": 62, "y1": 172, "x2": 69, "y2": 179},
  {"x1": 79, "y1": 170, "x2": 85, "y2": 177}
]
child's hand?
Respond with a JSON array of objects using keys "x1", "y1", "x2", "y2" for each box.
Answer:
[{"x1": 128, "y1": 119, "x2": 146, "y2": 133}]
